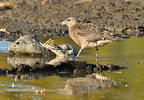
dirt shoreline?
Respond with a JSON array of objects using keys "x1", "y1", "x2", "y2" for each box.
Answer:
[{"x1": 0, "y1": 0, "x2": 144, "y2": 40}]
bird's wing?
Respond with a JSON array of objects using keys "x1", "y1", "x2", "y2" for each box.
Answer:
[
  {"x1": 75, "y1": 23, "x2": 104, "y2": 42},
  {"x1": 75, "y1": 23, "x2": 121, "y2": 42}
]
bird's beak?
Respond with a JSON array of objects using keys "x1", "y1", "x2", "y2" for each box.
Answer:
[{"x1": 60, "y1": 20, "x2": 67, "y2": 25}]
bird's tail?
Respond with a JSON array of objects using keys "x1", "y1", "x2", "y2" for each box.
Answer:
[
  {"x1": 104, "y1": 31, "x2": 129, "y2": 41},
  {"x1": 111, "y1": 33, "x2": 130, "y2": 41},
  {"x1": 102, "y1": 28, "x2": 130, "y2": 41}
]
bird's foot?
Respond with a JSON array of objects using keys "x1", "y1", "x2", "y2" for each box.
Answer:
[{"x1": 74, "y1": 56, "x2": 79, "y2": 61}]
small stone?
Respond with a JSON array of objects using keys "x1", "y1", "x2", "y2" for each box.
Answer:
[{"x1": 137, "y1": 60, "x2": 144, "y2": 64}]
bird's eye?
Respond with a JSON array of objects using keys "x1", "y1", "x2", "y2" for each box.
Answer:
[{"x1": 67, "y1": 19, "x2": 71, "y2": 21}]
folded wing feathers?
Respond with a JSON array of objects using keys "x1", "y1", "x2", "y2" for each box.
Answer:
[{"x1": 76, "y1": 23, "x2": 103, "y2": 41}]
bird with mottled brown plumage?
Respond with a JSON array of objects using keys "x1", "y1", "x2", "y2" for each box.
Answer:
[{"x1": 61, "y1": 17, "x2": 122, "y2": 58}]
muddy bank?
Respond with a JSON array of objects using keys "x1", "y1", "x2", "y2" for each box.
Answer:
[{"x1": 0, "y1": 0, "x2": 144, "y2": 40}]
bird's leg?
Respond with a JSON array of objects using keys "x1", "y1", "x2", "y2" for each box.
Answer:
[
  {"x1": 96, "y1": 46, "x2": 98, "y2": 63},
  {"x1": 96, "y1": 46, "x2": 101, "y2": 71},
  {"x1": 76, "y1": 47, "x2": 83, "y2": 58}
]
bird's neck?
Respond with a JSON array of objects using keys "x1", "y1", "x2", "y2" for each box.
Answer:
[{"x1": 68, "y1": 23, "x2": 78, "y2": 33}]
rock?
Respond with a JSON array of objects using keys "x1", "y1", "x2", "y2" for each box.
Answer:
[
  {"x1": 43, "y1": 40, "x2": 77, "y2": 59},
  {"x1": 45, "y1": 44, "x2": 77, "y2": 66},
  {"x1": 137, "y1": 60, "x2": 144, "y2": 64},
  {"x1": 58, "y1": 44, "x2": 78, "y2": 57},
  {"x1": 8, "y1": 35, "x2": 56, "y2": 57}
]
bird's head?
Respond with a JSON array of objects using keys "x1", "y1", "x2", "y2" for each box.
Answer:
[{"x1": 61, "y1": 17, "x2": 78, "y2": 27}]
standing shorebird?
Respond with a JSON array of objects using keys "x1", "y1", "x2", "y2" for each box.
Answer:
[{"x1": 61, "y1": 17, "x2": 121, "y2": 58}]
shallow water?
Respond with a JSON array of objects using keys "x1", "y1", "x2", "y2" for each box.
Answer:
[{"x1": 0, "y1": 37, "x2": 144, "y2": 100}]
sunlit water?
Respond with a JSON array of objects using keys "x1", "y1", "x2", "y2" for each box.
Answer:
[{"x1": 0, "y1": 37, "x2": 144, "y2": 100}]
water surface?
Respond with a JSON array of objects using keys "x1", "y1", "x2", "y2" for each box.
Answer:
[{"x1": 0, "y1": 37, "x2": 144, "y2": 100}]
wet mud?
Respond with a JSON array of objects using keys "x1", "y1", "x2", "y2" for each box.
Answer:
[{"x1": 0, "y1": 0, "x2": 144, "y2": 40}]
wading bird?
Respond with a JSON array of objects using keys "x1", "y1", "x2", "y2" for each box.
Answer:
[{"x1": 61, "y1": 17, "x2": 122, "y2": 59}]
